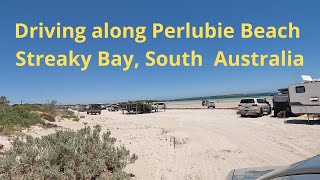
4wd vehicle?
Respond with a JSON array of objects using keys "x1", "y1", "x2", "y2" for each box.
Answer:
[
  {"x1": 237, "y1": 98, "x2": 272, "y2": 117},
  {"x1": 108, "y1": 104, "x2": 119, "y2": 111},
  {"x1": 87, "y1": 104, "x2": 102, "y2": 115},
  {"x1": 207, "y1": 101, "x2": 216, "y2": 108},
  {"x1": 152, "y1": 102, "x2": 166, "y2": 112},
  {"x1": 202, "y1": 100, "x2": 209, "y2": 106}
]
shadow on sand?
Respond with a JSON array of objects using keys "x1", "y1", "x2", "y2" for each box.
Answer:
[
  {"x1": 285, "y1": 119, "x2": 320, "y2": 125},
  {"x1": 238, "y1": 115, "x2": 261, "y2": 118}
]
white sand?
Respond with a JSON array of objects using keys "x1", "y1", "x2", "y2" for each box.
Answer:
[{"x1": 1, "y1": 103, "x2": 320, "y2": 179}]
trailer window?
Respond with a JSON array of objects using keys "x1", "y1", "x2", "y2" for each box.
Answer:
[{"x1": 296, "y1": 86, "x2": 305, "y2": 93}]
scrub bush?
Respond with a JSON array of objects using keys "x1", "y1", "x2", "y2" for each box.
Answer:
[
  {"x1": 15, "y1": 100, "x2": 58, "y2": 116},
  {"x1": 0, "y1": 125, "x2": 138, "y2": 179},
  {"x1": 72, "y1": 117, "x2": 80, "y2": 121},
  {"x1": 40, "y1": 113, "x2": 56, "y2": 122},
  {"x1": 61, "y1": 110, "x2": 77, "y2": 119},
  {"x1": 0, "y1": 105, "x2": 43, "y2": 135}
]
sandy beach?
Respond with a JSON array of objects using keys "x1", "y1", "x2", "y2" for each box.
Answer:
[{"x1": 1, "y1": 99, "x2": 320, "y2": 180}]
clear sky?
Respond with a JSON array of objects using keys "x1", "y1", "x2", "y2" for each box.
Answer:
[{"x1": 1, "y1": 0, "x2": 319, "y2": 104}]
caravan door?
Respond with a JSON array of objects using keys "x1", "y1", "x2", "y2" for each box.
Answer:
[{"x1": 289, "y1": 82, "x2": 320, "y2": 114}]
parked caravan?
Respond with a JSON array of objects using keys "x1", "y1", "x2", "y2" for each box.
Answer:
[{"x1": 288, "y1": 75, "x2": 320, "y2": 115}]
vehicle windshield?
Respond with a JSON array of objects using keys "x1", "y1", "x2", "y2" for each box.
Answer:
[
  {"x1": 240, "y1": 99, "x2": 255, "y2": 103},
  {"x1": 91, "y1": 104, "x2": 101, "y2": 109}
]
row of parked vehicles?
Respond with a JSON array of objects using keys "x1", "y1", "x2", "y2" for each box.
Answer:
[
  {"x1": 237, "y1": 75, "x2": 320, "y2": 118},
  {"x1": 78, "y1": 104, "x2": 120, "y2": 115},
  {"x1": 228, "y1": 75, "x2": 320, "y2": 179},
  {"x1": 81, "y1": 102, "x2": 166, "y2": 115},
  {"x1": 201, "y1": 75, "x2": 319, "y2": 118}
]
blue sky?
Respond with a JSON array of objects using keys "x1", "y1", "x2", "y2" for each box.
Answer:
[{"x1": 1, "y1": 0, "x2": 319, "y2": 104}]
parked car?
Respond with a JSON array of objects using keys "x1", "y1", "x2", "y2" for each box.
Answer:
[
  {"x1": 78, "y1": 105, "x2": 87, "y2": 112},
  {"x1": 108, "y1": 104, "x2": 119, "y2": 111},
  {"x1": 202, "y1": 100, "x2": 209, "y2": 106},
  {"x1": 152, "y1": 102, "x2": 166, "y2": 112},
  {"x1": 207, "y1": 101, "x2": 215, "y2": 108},
  {"x1": 87, "y1": 104, "x2": 102, "y2": 115},
  {"x1": 101, "y1": 105, "x2": 107, "y2": 110},
  {"x1": 237, "y1": 98, "x2": 271, "y2": 117},
  {"x1": 226, "y1": 155, "x2": 320, "y2": 180}
]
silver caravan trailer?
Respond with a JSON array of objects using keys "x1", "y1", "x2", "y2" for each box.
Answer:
[{"x1": 288, "y1": 75, "x2": 320, "y2": 115}]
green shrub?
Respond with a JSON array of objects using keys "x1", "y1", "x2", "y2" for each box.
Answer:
[
  {"x1": 72, "y1": 117, "x2": 80, "y2": 121},
  {"x1": 0, "y1": 105, "x2": 43, "y2": 134},
  {"x1": 40, "y1": 113, "x2": 56, "y2": 122},
  {"x1": 14, "y1": 100, "x2": 57, "y2": 116},
  {"x1": 0, "y1": 125, "x2": 137, "y2": 179},
  {"x1": 61, "y1": 110, "x2": 77, "y2": 119}
]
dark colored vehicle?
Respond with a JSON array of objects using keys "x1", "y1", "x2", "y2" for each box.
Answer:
[
  {"x1": 87, "y1": 104, "x2": 102, "y2": 115},
  {"x1": 272, "y1": 88, "x2": 294, "y2": 117},
  {"x1": 226, "y1": 155, "x2": 320, "y2": 180},
  {"x1": 202, "y1": 100, "x2": 209, "y2": 106}
]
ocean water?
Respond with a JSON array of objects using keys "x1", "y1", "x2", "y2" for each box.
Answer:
[{"x1": 168, "y1": 92, "x2": 274, "y2": 102}]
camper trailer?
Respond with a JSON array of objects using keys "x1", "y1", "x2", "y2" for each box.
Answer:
[{"x1": 288, "y1": 75, "x2": 320, "y2": 115}]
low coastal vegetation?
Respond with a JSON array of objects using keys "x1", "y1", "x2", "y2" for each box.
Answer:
[
  {"x1": 0, "y1": 96, "x2": 43, "y2": 135},
  {"x1": 0, "y1": 125, "x2": 138, "y2": 179},
  {"x1": 61, "y1": 109, "x2": 78, "y2": 119},
  {"x1": 0, "y1": 96, "x2": 138, "y2": 179},
  {"x1": 0, "y1": 96, "x2": 81, "y2": 134}
]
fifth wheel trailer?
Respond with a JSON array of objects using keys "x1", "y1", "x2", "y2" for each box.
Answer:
[{"x1": 288, "y1": 76, "x2": 320, "y2": 115}]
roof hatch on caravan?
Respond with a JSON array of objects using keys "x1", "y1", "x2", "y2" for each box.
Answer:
[{"x1": 301, "y1": 75, "x2": 320, "y2": 83}]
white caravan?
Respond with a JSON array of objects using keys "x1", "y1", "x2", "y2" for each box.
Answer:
[{"x1": 288, "y1": 75, "x2": 320, "y2": 115}]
